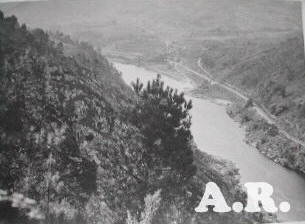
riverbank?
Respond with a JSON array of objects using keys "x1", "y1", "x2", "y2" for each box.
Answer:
[
  {"x1": 191, "y1": 75, "x2": 305, "y2": 176},
  {"x1": 181, "y1": 59, "x2": 305, "y2": 176},
  {"x1": 112, "y1": 59, "x2": 305, "y2": 222},
  {"x1": 113, "y1": 60, "x2": 278, "y2": 223},
  {"x1": 110, "y1": 56, "x2": 305, "y2": 175},
  {"x1": 153, "y1": 59, "x2": 305, "y2": 177},
  {"x1": 227, "y1": 102, "x2": 305, "y2": 175}
]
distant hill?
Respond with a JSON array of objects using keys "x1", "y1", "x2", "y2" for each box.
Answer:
[
  {"x1": 200, "y1": 33, "x2": 305, "y2": 141},
  {"x1": 0, "y1": 0, "x2": 302, "y2": 62}
]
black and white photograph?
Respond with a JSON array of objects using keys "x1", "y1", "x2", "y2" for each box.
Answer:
[{"x1": 0, "y1": 0, "x2": 305, "y2": 223}]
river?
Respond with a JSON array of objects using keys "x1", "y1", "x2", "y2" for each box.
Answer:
[{"x1": 113, "y1": 62, "x2": 305, "y2": 222}]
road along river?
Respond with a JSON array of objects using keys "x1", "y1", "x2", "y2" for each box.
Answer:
[{"x1": 113, "y1": 62, "x2": 305, "y2": 222}]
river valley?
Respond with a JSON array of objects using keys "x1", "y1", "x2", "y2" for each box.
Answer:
[{"x1": 114, "y1": 62, "x2": 305, "y2": 222}]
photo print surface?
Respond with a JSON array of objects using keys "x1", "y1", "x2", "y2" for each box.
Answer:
[{"x1": 0, "y1": 0, "x2": 304, "y2": 223}]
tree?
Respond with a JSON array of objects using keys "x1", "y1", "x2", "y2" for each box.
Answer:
[
  {"x1": 88, "y1": 76, "x2": 197, "y2": 223},
  {"x1": 131, "y1": 78, "x2": 143, "y2": 94},
  {"x1": 126, "y1": 190, "x2": 161, "y2": 224},
  {"x1": 131, "y1": 75, "x2": 196, "y2": 184}
]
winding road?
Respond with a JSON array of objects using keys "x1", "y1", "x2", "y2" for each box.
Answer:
[{"x1": 168, "y1": 58, "x2": 305, "y2": 148}]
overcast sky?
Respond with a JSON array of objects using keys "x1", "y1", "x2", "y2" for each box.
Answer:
[{"x1": 0, "y1": 0, "x2": 44, "y2": 2}]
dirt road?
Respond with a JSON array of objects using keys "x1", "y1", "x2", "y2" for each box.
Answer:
[{"x1": 168, "y1": 59, "x2": 305, "y2": 148}]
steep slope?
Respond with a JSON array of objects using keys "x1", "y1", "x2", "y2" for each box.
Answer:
[
  {"x1": 0, "y1": 11, "x2": 273, "y2": 224},
  {"x1": 226, "y1": 35, "x2": 305, "y2": 137},
  {"x1": 0, "y1": 10, "x2": 136, "y2": 223},
  {"x1": 217, "y1": 34, "x2": 305, "y2": 173},
  {"x1": 199, "y1": 32, "x2": 304, "y2": 139}
]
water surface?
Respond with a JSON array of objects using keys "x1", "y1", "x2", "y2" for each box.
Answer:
[{"x1": 114, "y1": 62, "x2": 305, "y2": 222}]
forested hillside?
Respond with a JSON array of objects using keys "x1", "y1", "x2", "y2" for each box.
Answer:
[
  {"x1": 225, "y1": 35, "x2": 305, "y2": 138},
  {"x1": 0, "y1": 11, "x2": 272, "y2": 224},
  {"x1": 207, "y1": 34, "x2": 305, "y2": 174},
  {"x1": 0, "y1": 10, "x2": 132, "y2": 223}
]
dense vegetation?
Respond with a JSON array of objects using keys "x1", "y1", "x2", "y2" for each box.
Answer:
[
  {"x1": 1, "y1": 0, "x2": 303, "y2": 176},
  {"x1": 210, "y1": 35, "x2": 305, "y2": 174},
  {"x1": 0, "y1": 11, "x2": 273, "y2": 224}
]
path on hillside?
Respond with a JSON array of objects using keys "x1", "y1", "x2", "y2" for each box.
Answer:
[{"x1": 168, "y1": 59, "x2": 305, "y2": 148}]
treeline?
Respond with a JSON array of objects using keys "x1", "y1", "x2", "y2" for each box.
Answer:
[{"x1": 0, "y1": 11, "x2": 271, "y2": 224}]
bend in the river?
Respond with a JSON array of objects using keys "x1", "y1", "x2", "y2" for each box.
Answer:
[{"x1": 114, "y1": 62, "x2": 305, "y2": 222}]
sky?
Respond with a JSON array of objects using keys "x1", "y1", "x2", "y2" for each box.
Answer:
[{"x1": 0, "y1": 0, "x2": 45, "y2": 2}]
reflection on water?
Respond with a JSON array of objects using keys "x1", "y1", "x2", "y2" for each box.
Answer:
[{"x1": 114, "y1": 62, "x2": 305, "y2": 222}]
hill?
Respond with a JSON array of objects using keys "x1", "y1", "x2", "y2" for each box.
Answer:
[
  {"x1": 0, "y1": 0, "x2": 301, "y2": 63},
  {"x1": 198, "y1": 32, "x2": 305, "y2": 174},
  {"x1": 0, "y1": 11, "x2": 274, "y2": 224}
]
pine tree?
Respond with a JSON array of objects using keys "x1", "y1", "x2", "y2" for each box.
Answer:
[{"x1": 131, "y1": 75, "x2": 196, "y2": 183}]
